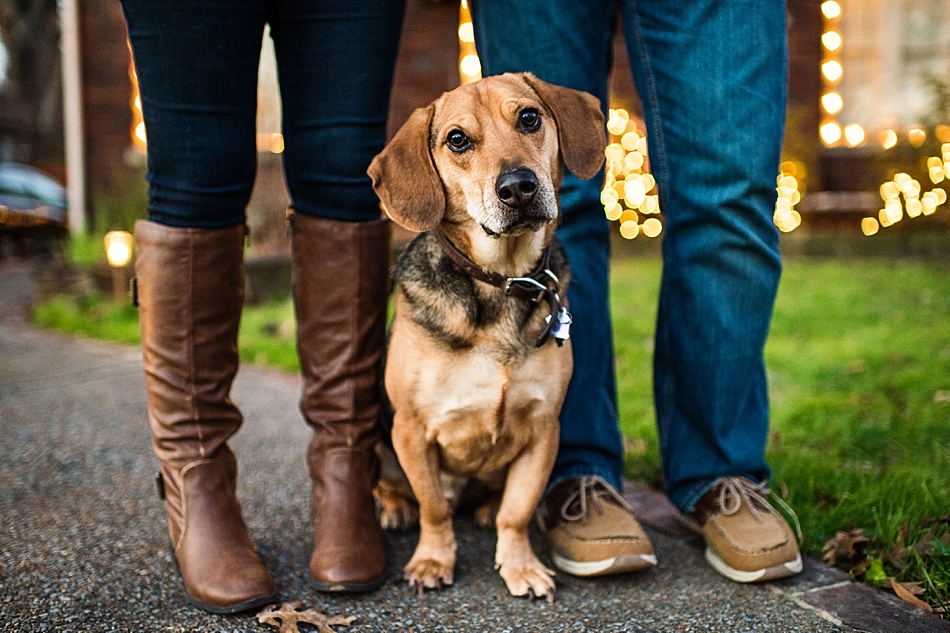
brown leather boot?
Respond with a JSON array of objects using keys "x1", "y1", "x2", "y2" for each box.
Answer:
[
  {"x1": 290, "y1": 212, "x2": 390, "y2": 592},
  {"x1": 135, "y1": 220, "x2": 277, "y2": 613}
]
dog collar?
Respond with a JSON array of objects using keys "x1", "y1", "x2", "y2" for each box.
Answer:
[{"x1": 432, "y1": 226, "x2": 571, "y2": 347}]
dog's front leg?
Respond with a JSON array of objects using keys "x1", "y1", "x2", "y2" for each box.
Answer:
[
  {"x1": 392, "y1": 416, "x2": 457, "y2": 593},
  {"x1": 494, "y1": 425, "x2": 559, "y2": 602}
]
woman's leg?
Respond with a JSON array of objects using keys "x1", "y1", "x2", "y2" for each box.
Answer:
[
  {"x1": 122, "y1": 0, "x2": 276, "y2": 613},
  {"x1": 270, "y1": 0, "x2": 405, "y2": 591}
]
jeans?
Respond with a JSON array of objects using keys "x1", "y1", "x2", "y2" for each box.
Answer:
[
  {"x1": 472, "y1": 0, "x2": 787, "y2": 512},
  {"x1": 121, "y1": 0, "x2": 404, "y2": 228}
]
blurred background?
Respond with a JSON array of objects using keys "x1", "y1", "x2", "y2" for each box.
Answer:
[{"x1": 0, "y1": 0, "x2": 948, "y2": 257}]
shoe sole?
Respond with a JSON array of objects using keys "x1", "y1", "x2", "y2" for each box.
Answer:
[
  {"x1": 552, "y1": 552, "x2": 658, "y2": 577},
  {"x1": 705, "y1": 547, "x2": 803, "y2": 583}
]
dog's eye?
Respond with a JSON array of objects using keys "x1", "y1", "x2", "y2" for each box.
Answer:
[
  {"x1": 446, "y1": 130, "x2": 472, "y2": 152},
  {"x1": 518, "y1": 108, "x2": 541, "y2": 132}
]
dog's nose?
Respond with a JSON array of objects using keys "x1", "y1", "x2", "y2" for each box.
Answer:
[{"x1": 495, "y1": 168, "x2": 539, "y2": 208}]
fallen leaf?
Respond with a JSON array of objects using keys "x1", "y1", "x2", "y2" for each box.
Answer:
[
  {"x1": 889, "y1": 578, "x2": 934, "y2": 612},
  {"x1": 912, "y1": 528, "x2": 937, "y2": 557},
  {"x1": 823, "y1": 529, "x2": 870, "y2": 565},
  {"x1": 257, "y1": 601, "x2": 356, "y2": 633},
  {"x1": 895, "y1": 580, "x2": 926, "y2": 596}
]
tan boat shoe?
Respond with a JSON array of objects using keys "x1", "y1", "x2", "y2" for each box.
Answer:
[
  {"x1": 537, "y1": 476, "x2": 657, "y2": 577},
  {"x1": 690, "y1": 477, "x2": 803, "y2": 583}
]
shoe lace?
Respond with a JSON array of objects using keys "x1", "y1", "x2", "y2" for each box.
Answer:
[
  {"x1": 560, "y1": 476, "x2": 633, "y2": 524},
  {"x1": 714, "y1": 477, "x2": 803, "y2": 544}
]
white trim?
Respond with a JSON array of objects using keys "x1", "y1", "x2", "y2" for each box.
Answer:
[
  {"x1": 552, "y1": 552, "x2": 657, "y2": 577},
  {"x1": 59, "y1": 0, "x2": 86, "y2": 236},
  {"x1": 705, "y1": 547, "x2": 803, "y2": 583}
]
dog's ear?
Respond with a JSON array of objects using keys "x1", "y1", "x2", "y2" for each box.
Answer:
[
  {"x1": 520, "y1": 73, "x2": 606, "y2": 181},
  {"x1": 368, "y1": 105, "x2": 445, "y2": 232}
]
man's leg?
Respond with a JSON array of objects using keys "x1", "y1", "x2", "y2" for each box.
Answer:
[
  {"x1": 472, "y1": 0, "x2": 656, "y2": 578},
  {"x1": 621, "y1": 0, "x2": 801, "y2": 581}
]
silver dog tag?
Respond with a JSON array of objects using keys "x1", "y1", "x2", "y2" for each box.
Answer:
[{"x1": 545, "y1": 307, "x2": 572, "y2": 341}]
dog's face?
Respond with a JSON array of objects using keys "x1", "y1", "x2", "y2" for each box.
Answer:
[
  {"x1": 368, "y1": 73, "x2": 605, "y2": 236},
  {"x1": 429, "y1": 74, "x2": 562, "y2": 236}
]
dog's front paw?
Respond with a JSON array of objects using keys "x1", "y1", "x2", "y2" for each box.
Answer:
[
  {"x1": 498, "y1": 560, "x2": 556, "y2": 603},
  {"x1": 403, "y1": 557, "x2": 455, "y2": 594}
]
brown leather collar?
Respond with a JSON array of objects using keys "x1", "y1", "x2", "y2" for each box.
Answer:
[{"x1": 432, "y1": 226, "x2": 567, "y2": 347}]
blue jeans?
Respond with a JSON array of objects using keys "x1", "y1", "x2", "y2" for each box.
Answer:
[
  {"x1": 121, "y1": 0, "x2": 404, "y2": 228},
  {"x1": 472, "y1": 0, "x2": 787, "y2": 512}
]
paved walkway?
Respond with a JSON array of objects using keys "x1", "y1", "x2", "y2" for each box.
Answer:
[{"x1": 1, "y1": 259, "x2": 947, "y2": 632}]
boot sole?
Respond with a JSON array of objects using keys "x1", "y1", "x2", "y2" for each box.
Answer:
[
  {"x1": 184, "y1": 591, "x2": 279, "y2": 616},
  {"x1": 705, "y1": 547, "x2": 803, "y2": 583},
  {"x1": 311, "y1": 573, "x2": 387, "y2": 593},
  {"x1": 552, "y1": 552, "x2": 658, "y2": 577}
]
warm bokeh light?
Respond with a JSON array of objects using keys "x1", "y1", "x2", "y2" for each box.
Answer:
[
  {"x1": 129, "y1": 57, "x2": 146, "y2": 152},
  {"x1": 908, "y1": 128, "x2": 926, "y2": 147},
  {"x1": 458, "y1": 21, "x2": 475, "y2": 43},
  {"x1": 601, "y1": 108, "x2": 665, "y2": 236},
  {"x1": 104, "y1": 231, "x2": 133, "y2": 267},
  {"x1": 844, "y1": 124, "x2": 865, "y2": 146},
  {"x1": 820, "y1": 122, "x2": 842, "y2": 145},
  {"x1": 821, "y1": 92, "x2": 843, "y2": 114},
  {"x1": 458, "y1": 3, "x2": 481, "y2": 84},
  {"x1": 880, "y1": 129, "x2": 898, "y2": 149},
  {"x1": 619, "y1": 220, "x2": 639, "y2": 239},
  {"x1": 460, "y1": 54, "x2": 481, "y2": 77},
  {"x1": 642, "y1": 217, "x2": 662, "y2": 238},
  {"x1": 880, "y1": 181, "x2": 899, "y2": 201},
  {"x1": 821, "y1": 1, "x2": 841, "y2": 19},
  {"x1": 861, "y1": 217, "x2": 880, "y2": 236},
  {"x1": 821, "y1": 60, "x2": 843, "y2": 82},
  {"x1": 906, "y1": 198, "x2": 923, "y2": 217},
  {"x1": 936, "y1": 125, "x2": 950, "y2": 143},
  {"x1": 821, "y1": 31, "x2": 842, "y2": 51}
]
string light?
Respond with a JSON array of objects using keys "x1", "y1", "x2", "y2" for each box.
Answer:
[
  {"x1": 601, "y1": 108, "x2": 663, "y2": 239},
  {"x1": 774, "y1": 163, "x2": 802, "y2": 233},
  {"x1": 821, "y1": 1, "x2": 841, "y2": 19},
  {"x1": 129, "y1": 55, "x2": 146, "y2": 152},
  {"x1": 820, "y1": 4, "x2": 843, "y2": 148},
  {"x1": 458, "y1": 2, "x2": 481, "y2": 84},
  {"x1": 844, "y1": 124, "x2": 865, "y2": 147},
  {"x1": 870, "y1": 168, "x2": 948, "y2": 233}
]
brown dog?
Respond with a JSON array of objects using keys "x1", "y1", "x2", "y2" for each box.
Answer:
[{"x1": 367, "y1": 72, "x2": 605, "y2": 601}]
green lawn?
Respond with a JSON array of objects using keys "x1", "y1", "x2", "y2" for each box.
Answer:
[{"x1": 32, "y1": 255, "x2": 950, "y2": 612}]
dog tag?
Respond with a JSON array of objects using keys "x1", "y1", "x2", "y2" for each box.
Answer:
[{"x1": 546, "y1": 307, "x2": 572, "y2": 342}]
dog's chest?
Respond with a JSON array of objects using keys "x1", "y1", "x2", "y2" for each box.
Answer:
[{"x1": 414, "y1": 350, "x2": 553, "y2": 478}]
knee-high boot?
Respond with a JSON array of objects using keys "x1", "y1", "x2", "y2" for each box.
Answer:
[
  {"x1": 134, "y1": 220, "x2": 277, "y2": 613},
  {"x1": 289, "y1": 212, "x2": 389, "y2": 591}
]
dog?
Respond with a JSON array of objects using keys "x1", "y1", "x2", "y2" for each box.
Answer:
[{"x1": 367, "y1": 72, "x2": 605, "y2": 602}]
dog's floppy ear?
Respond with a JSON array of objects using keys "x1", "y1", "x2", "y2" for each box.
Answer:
[
  {"x1": 368, "y1": 105, "x2": 445, "y2": 232},
  {"x1": 520, "y1": 73, "x2": 606, "y2": 181}
]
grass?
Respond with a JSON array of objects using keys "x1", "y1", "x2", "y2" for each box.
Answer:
[{"x1": 31, "y1": 255, "x2": 950, "y2": 613}]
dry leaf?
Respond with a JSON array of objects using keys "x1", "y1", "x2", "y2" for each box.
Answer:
[
  {"x1": 823, "y1": 529, "x2": 870, "y2": 565},
  {"x1": 257, "y1": 601, "x2": 357, "y2": 633},
  {"x1": 889, "y1": 578, "x2": 934, "y2": 612}
]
